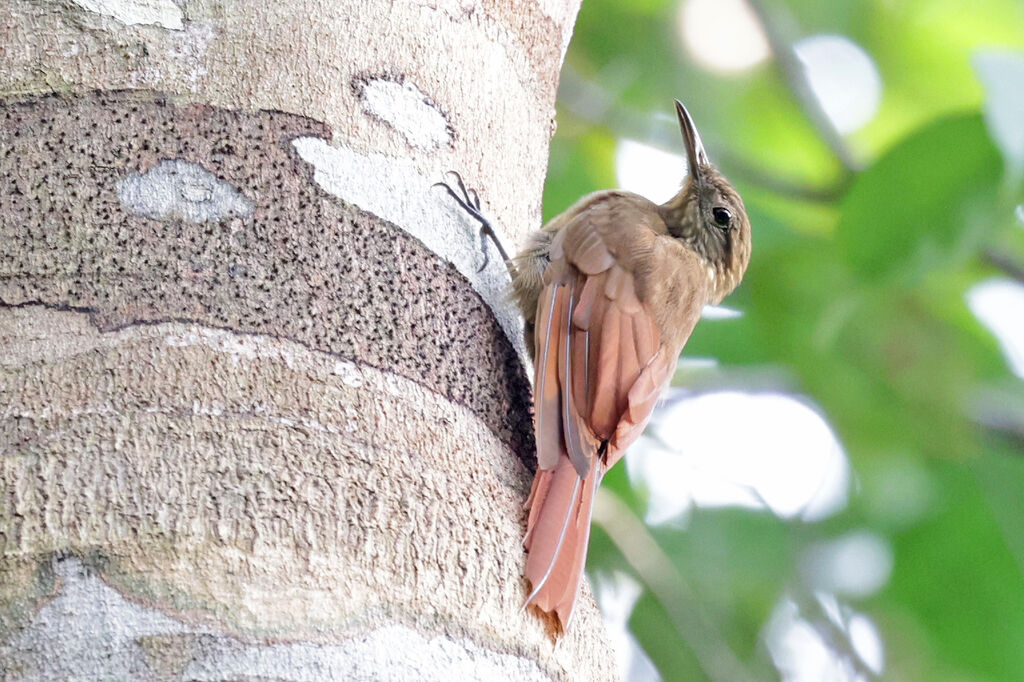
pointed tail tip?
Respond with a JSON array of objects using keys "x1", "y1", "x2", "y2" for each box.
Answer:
[{"x1": 522, "y1": 592, "x2": 569, "y2": 639}]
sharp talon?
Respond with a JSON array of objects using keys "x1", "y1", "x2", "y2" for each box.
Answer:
[
  {"x1": 452, "y1": 171, "x2": 469, "y2": 199},
  {"x1": 434, "y1": 180, "x2": 478, "y2": 218},
  {"x1": 431, "y1": 181, "x2": 458, "y2": 202}
]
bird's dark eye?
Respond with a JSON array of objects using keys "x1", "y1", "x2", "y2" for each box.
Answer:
[{"x1": 712, "y1": 207, "x2": 732, "y2": 229}]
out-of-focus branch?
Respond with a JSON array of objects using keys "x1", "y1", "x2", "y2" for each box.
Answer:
[
  {"x1": 557, "y1": 67, "x2": 852, "y2": 204},
  {"x1": 745, "y1": 0, "x2": 862, "y2": 174},
  {"x1": 717, "y1": 149, "x2": 853, "y2": 203},
  {"x1": 969, "y1": 387, "x2": 1024, "y2": 452},
  {"x1": 593, "y1": 489, "x2": 763, "y2": 682},
  {"x1": 973, "y1": 411, "x2": 1024, "y2": 453},
  {"x1": 988, "y1": 426, "x2": 1024, "y2": 453},
  {"x1": 984, "y1": 248, "x2": 1024, "y2": 284},
  {"x1": 794, "y1": 593, "x2": 880, "y2": 681}
]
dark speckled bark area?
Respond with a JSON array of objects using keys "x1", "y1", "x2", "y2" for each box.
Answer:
[{"x1": 0, "y1": 90, "x2": 534, "y2": 465}]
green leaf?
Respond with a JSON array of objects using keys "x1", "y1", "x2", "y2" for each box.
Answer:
[
  {"x1": 883, "y1": 457, "x2": 1024, "y2": 680},
  {"x1": 837, "y1": 113, "x2": 1001, "y2": 278}
]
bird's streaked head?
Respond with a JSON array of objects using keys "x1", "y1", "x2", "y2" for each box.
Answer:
[{"x1": 664, "y1": 99, "x2": 752, "y2": 302}]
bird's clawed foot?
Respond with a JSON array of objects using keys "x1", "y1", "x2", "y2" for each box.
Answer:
[{"x1": 433, "y1": 171, "x2": 511, "y2": 273}]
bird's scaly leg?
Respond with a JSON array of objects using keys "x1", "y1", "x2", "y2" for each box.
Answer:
[{"x1": 433, "y1": 171, "x2": 517, "y2": 279}]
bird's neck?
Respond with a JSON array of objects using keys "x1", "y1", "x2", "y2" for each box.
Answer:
[
  {"x1": 658, "y1": 187, "x2": 718, "y2": 272},
  {"x1": 658, "y1": 187, "x2": 741, "y2": 305},
  {"x1": 657, "y1": 187, "x2": 700, "y2": 242}
]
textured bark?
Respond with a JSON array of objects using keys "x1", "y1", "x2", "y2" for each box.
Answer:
[{"x1": 0, "y1": 1, "x2": 616, "y2": 680}]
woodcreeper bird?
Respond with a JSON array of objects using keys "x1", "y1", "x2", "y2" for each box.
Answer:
[{"x1": 437, "y1": 99, "x2": 752, "y2": 633}]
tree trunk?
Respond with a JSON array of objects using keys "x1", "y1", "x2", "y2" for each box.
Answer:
[{"x1": 0, "y1": 1, "x2": 616, "y2": 679}]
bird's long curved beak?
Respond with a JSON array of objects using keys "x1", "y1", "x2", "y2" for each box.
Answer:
[{"x1": 675, "y1": 99, "x2": 710, "y2": 185}]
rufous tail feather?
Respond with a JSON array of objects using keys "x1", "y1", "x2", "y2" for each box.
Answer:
[{"x1": 523, "y1": 456, "x2": 601, "y2": 631}]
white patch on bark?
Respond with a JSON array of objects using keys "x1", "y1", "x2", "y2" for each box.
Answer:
[
  {"x1": 70, "y1": 0, "x2": 185, "y2": 30},
  {"x1": 131, "y1": 22, "x2": 215, "y2": 88},
  {"x1": 116, "y1": 159, "x2": 254, "y2": 224},
  {"x1": 183, "y1": 626, "x2": 550, "y2": 682},
  {"x1": 164, "y1": 327, "x2": 297, "y2": 368},
  {"x1": 1, "y1": 557, "x2": 548, "y2": 682},
  {"x1": 333, "y1": 360, "x2": 365, "y2": 387},
  {"x1": 360, "y1": 78, "x2": 452, "y2": 150},
  {"x1": 1, "y1": 557, "x2": 190, "y2": 680},
  {"x1": 291, "y1": 136, "x2": 528, "y2": 363}
]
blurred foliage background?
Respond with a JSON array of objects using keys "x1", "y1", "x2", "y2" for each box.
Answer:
[{"x1": 545, "y1": 0, "x2": 1024, "y2": 680}]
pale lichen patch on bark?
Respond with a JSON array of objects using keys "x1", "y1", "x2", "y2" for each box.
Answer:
[
  {"x1": 116, "y1": 159, "x2": 255, "y2": 223},
  {"x1": 70, "y1": 0, "x2": 184, "y2": 30},
  {"x1": 291, "y1": 135, "x2": 528, "y2": 364},
  {"x1": 332, "y1": 359, "x2": 365, "y2": 388},
  {"x1": 1, "y1": 557, "x2": 190, "y2": 679},
  {"x1": 182, "y1": 625, "x2": 552, "y2": 682},
  {"x1": 164, "y1": 327, "x2": 292, "y2": 366},
  {"x1": 356, "y1": 77, "x2": 453, "y2": 151},
  {"x1": 0, "y1": 557, "x2": 551, "y2": 681}
]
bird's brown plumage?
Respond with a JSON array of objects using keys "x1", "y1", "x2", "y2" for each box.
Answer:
[{"x1": 515, "y1": 100, "x2": 752, "y2": 632}]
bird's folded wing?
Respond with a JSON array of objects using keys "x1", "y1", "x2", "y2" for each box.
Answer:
[{"x1": 534, "y1": 213, "x2": 672, "y2": 476}]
